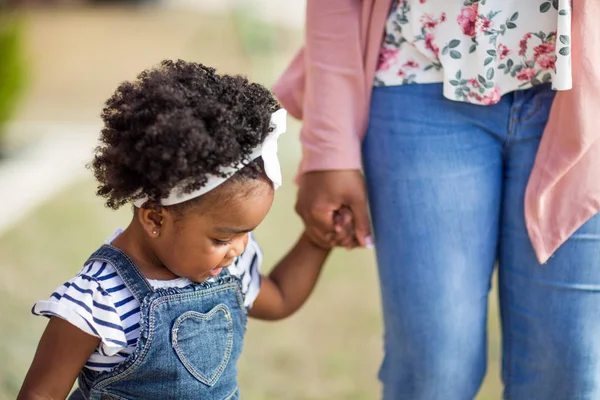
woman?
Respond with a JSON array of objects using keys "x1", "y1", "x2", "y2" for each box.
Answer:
[{"x1": 274, "y1": 1, "x2": 600, "y2": 399}]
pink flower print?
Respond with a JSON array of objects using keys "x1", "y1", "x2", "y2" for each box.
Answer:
[
  {"x1": 420, "y1": 0, "x2": 427, "y2": 3},
  {"x1": 533, "y1": 39, "x2": 556, "y2": 70},
  {"x1": 467, "y1": 92, "x2": 483, "y2": 102},
  {"x1": 497, "y1": 44, "x2": 510, "y2": 60},
  {"x1": 519, "y1": 33, "x2": 532, "y2": 56},
  {"x1": 403, "y1": 60, "x2": 419, "y2": 69},
  {"x1": 517, "y1": 67, "x2": 536, "y2": 81},
  {"x1": 397, "y1": 69, "x2": 407, "y2": 78},
  {"x1": 421, "y1": 13, "x2": 446, "y2": 29},
  {"x1": 377, "y1": 47, "x2": 400, "y2": 71},
  {"x1": 421, "y1": 14, "x2": 438, "y2": 29},
  {"x1": 476, "y1": 17, "x2": 492, "y2": 34},
  {"x1": 482, "y1": 86, "x2": 501, "y2": 105},
  {"x1": 533, "y1": 42, "x2": 555, "y2": 60},
  {"x1": 457, "y1": 5, "x2": 477, "y2": 37},
  {"x1": 535, "y1": 53, "x2": 555, "y2": 70},
  {"x1": 468, "y1": 78, "x2": 479, "y2": 88},
  {"x1": 425, "y1": 33, "x2": 440, "y2": 57}
]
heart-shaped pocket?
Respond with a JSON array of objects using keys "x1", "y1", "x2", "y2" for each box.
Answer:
[{"x1": 172, "y1": 305, "x2": 233, "y2": 386}]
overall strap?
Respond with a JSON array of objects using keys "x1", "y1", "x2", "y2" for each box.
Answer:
[{"x1": 87, "y1": 245, "x2": 153, "y2": 302}]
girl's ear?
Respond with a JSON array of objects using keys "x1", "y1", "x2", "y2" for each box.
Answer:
[{"x1": 137, "y1": 202, "x2": 165, "y2": 238}]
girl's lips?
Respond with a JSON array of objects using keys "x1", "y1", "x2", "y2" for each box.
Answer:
[{"x1": 210, "y1": 267, "x2": 223, "y2": 276}]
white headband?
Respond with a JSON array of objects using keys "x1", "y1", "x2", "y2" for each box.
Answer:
[{"x1": 133, "y1": 108, "x2": 287, "y2": 207}]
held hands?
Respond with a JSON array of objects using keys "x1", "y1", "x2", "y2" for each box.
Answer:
[
  {"x1": 332, "y1": 206, "x2": 363, "y2": 249},
  {"x1": 296, "y1": 170, "x2": 374, "y2": 250}
]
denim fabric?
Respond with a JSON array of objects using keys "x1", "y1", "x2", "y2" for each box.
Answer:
[
  {"x1": 69, "y1": 245, "x2": 246, "y2": 400},
  {"x1": 363, "y1": 83, "x2": 600, "y2": 400}
]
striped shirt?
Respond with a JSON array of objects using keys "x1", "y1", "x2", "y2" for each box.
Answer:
[{"x1": 32, "y1": 230, "x2": 262, "y2": 372}]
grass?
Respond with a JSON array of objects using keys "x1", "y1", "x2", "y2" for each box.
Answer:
[
  {"x1": 1, "y1": 5, "x2": 503, "y2": 400},
  {"x1": 0, "y1": 13, "x2": 26, "y2": 155}
]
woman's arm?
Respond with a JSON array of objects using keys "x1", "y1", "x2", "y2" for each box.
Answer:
[
  {"x1": 18, "y1": 318, "x2": 99, "y2": 400},
  {"x1": 248, "y1": 233, "x2": 330, "y2": 320},
  {"x1": 273, "y1": 0, "x2": 373, "y2": 249},
  {"x1": 275, "y1": 0, "x2": 367, "y2": 173}
]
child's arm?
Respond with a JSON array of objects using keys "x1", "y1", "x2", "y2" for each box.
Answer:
[
  {"x1": 18, "y1": 317, "x2": 99, "y2": 400},
  {"x1": 249, "y1": 207, "x2": 355, "y2": 320},
  {"x1": 248, "y1": 232, "x2": 331, "y2": 320}
]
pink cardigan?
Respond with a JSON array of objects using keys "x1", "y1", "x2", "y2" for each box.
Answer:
[{"x1": 273, "y1": 0, "x2": 600, "y2": 264}]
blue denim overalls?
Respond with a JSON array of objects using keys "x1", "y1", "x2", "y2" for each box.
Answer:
[{"x1": 69, "y1": 244, "x2": 247, "y2": 400}]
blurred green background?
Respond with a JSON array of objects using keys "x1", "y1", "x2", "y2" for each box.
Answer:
[{"x1": 0, "y1": 2, "x2": 503, "y2": 399}]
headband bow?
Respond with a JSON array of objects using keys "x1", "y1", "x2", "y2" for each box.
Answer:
[{"x1": 133, "y1": 108, "x2": 287, "y2": 207}]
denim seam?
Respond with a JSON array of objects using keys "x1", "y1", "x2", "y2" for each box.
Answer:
[
  {"x1": 520, "y1": 96, "x2": 543, "y2": 123},
  {"x1": 87, "y1": 246, "x2": 153, "y2": 301},
  {"x1": 93, "y1": 283, "x2": 240, "y2": 390},
  {"x1": 502, "y1": 283, "x2": 513, "y2": 400},
  {"x1": 505, "y1": 106, "x2": 521, "y2": 151},
  {"x1": 224, "y1": 386, "x2": 239, "y2": 400},
  {"x1": 90, "y1": 390, "x2": 128, "y2": 400},
  {"x1": 172, "y1": 306, "x2": 234, "y2": 386},
  {"x1": 233, "y1": 279, "x2": 248, "y2": 325}
]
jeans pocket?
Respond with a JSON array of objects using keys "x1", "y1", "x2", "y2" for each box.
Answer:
[{"x1": 172, "y1": 305, "x2": 234, "y2": 386}]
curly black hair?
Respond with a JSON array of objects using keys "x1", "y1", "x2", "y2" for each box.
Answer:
[{"x1": 91, "y1": 60, "x2": 280, "y2": 210}]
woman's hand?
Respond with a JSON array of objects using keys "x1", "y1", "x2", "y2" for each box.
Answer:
[{"x1": 296, "y1": 170, "x2": 373, "y2": 249}]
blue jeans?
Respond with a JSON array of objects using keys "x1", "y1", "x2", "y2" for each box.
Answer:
[{"x1": 363, "y1": 83, "x2": 600, "y2": 400}]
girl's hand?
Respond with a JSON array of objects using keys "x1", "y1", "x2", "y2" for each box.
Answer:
[
  {"x1": 18, "y1": 317, "x2": 99, "y2": 400},
  {"x1": 332, "y1": 206, "x2": 359, "y2": 249}
]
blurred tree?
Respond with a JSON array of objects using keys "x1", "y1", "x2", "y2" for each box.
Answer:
[
  {"x1": 0, "y1": 0, "x2": 25, "y2": 158},
  {"x1": 232, "y1": 0, "x2": 277, "y2": 58},
  {"x1": 89, "y1": 0, "x2": 158, "y2": 4}
]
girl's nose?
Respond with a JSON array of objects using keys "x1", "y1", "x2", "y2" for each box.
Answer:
[{"x1": 228, "y1": 234, "x2": 248, "y2": 258}]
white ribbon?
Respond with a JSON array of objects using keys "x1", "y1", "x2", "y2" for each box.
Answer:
[{"x1": 133, "y1": 108, "x2": 287, "y2": 207}]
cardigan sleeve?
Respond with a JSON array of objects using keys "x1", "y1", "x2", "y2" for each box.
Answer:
[{"x1": 273, "y1": 0, "x2": 367, "y2": 173}]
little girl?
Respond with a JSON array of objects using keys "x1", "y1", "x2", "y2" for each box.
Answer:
[{"x1": 18, "y1": 60, "x2": 354, "y2": 400}]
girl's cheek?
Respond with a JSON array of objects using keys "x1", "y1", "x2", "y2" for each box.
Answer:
[{"x1": 214, "y1": 245, "x2": 232, "y2": 259}]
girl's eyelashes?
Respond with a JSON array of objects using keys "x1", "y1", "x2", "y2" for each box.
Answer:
[{"x1": 212, "y1": 238, "x2": 233, "y2": 246}]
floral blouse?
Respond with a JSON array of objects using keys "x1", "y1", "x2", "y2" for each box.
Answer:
[{"x1": 374, "y1": 0, "x2": 573, "y2": 105}]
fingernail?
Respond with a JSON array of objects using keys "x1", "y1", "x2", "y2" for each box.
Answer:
[{"x1": 365, "y1": 235, "x2": 375, "y2": 249}]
